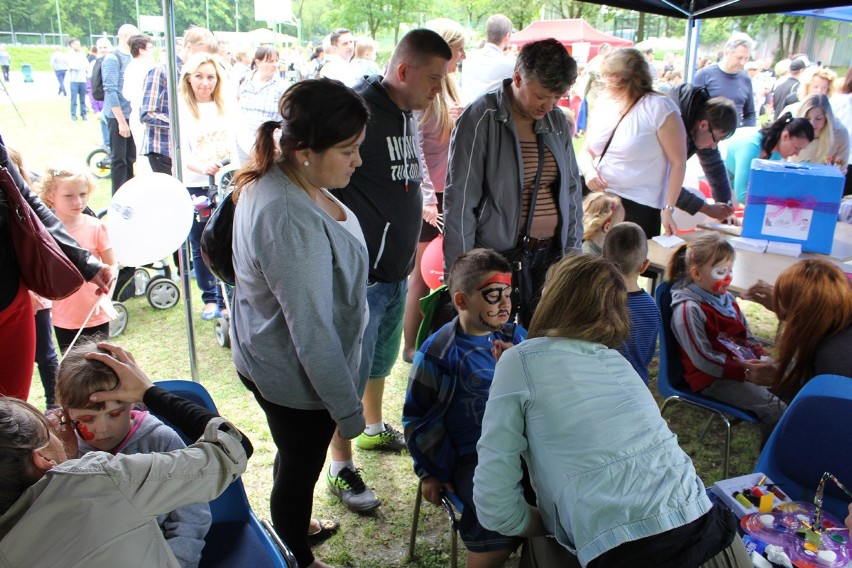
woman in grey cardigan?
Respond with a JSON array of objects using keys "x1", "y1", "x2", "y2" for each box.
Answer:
[{"x1": 230, "y1": 79, "x2": 370, "y2": 568}]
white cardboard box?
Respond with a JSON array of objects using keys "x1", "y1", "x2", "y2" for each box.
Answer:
[{"x1": 710, "y1": 473, "x2": 791, "y2": 518}]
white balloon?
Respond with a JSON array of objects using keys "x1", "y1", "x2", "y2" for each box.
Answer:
[{"x1": 106, "y1": 173, "x2": 194, "y2": 266}]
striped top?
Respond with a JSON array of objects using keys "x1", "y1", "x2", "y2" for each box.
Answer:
[
  {"x1": 519, "y1": 140, "x2": 560, "y2": 239},
  {"x1": 617, "y1": 290, "x2": 662, "y2": 385}
]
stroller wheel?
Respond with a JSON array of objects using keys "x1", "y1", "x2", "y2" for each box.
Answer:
[
  {"x1": 86, "y1": 147, "x2": 111, "y2": 179},
  {"x1": 146, "y1": 277, "x2": 180, "y2": 309},
  {"x1": 133, "y1": 268, "x2": 151, "y2": 296},
  {"x1": 109, "y1": 302, "x2": 129, "y2": 337},
  {"x1": 215, "y1": 316, "x2": 231, "y2": 348}
]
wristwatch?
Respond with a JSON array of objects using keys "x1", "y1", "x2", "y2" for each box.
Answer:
[{"x1": 663, "y1": 205, "x2": 676, "y2": 213}]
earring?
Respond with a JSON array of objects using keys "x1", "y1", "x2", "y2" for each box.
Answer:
[{"x1": 303, "y1": 160, "x2": 310, "y2": 167}]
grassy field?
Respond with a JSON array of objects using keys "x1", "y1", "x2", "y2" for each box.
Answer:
[{"x1": 3, "y1": 96, "x2": 778, "y2": 567}]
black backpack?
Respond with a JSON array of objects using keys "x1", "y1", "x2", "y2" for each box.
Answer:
[
  {"x1": 91, "y1": 52, "x2": 123, "y2": 102},
  {"x1": 90, "y1": 57, "x2": 106, "y2": 101}
]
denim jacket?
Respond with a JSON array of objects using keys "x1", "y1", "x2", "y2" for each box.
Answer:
[{"x1": 473, "y1": 337, "x2": 712, "y2": 566}]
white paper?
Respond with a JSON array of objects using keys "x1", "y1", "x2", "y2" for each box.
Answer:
[
  {"x1": 761, "y1": 204, "x2": 813, "y2": 240},
  {"x1": 651, "y1": 234, "x2": 686, "y2": 248},
  {"x1": 730, "y1": 237, "x2": 768, "y2": 253},
  {"x1": 766, "y1": 241, "x2": 802, "y2": 257}
]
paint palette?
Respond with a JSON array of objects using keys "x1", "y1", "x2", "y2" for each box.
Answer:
[{"x1": 741, "y1": 505, "x2": 851, "y2": 568}]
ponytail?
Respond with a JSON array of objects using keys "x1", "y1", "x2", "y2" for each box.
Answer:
[
  {"x1": 759, "y1": 112, "x2": 814, "y2": 156},
  {"x1": 666, "y1": 243, "x2": 691, "y2": 284},
  {"x1": 233, "y1": 120, "x2": 281, "y2": 202}
]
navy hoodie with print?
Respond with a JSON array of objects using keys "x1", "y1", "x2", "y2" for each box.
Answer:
[{"x1": 331, "y1": 75, "x2": 423, "y2": 283}]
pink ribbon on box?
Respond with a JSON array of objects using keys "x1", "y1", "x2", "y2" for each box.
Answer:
[{"x1": 746, "y1": 194, "x2": 840, "y2": 222}]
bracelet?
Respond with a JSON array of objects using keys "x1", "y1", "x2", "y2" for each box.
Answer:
[{"x1": 663, "y1": 205, "x2": 676, "y2": 213}]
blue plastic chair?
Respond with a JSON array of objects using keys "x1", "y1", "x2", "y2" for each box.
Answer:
[
  {"x1": 655, "y1": 281, "x2": 760, "y2": 478},
  {"x1": 153, "y1": 380, "x2": 297, "y2": 568},
  {"x1": 755, "y1": 374, "x2": 852, "y2": 521}
]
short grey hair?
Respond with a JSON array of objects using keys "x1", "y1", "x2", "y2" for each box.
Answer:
[
  {"x1": 486, "y1": 14, "x2": 513, "y2": 45},
  {"x1": 725, "y1": 33, "x2": 754, "y2": 53}
]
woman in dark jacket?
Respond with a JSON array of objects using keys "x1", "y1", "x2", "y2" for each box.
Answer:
[{"x1": 0, "y1": 134, "x2": 111, "y2": 400}]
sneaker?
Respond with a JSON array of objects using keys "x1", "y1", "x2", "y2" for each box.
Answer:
[
  {"x1": 327, "y1": 467, "x2": 381, "y2": 514},
  {"x1": 355, "y1": 423, "x2": 407, "y2": 452}
]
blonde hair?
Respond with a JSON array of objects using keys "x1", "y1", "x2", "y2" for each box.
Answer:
[
  {"x1": 182, "y1": 26, "x2": 218, "y2": 55},
  {"x1": 179, "y1": 52, "x2": 225, "y2": 120},
  {"x1": 601, "y1": 48, "x2": 654, "y2": 103},
  {"x1": 355, "y1": 37, "x2": 376, "y2": 60},
  {"x1": 529, "y1": 254, "x2": 630, "y2": 347},
  {"x1": 582, "y1": 192, "x2": 623, "y2": 241},
  {"x1": 797, "y1": 66, "x2": 837, "y2": 99},
  {"x1": 795, "y1": 94, "x2": 835, "y2": 163},
  {"x1": 36, "y1": 162, "x2": 96, "y2": 209},
  {"x1": 420, "y1": 18, "x2": 464, "y2": 142},
  {"x1": 666, "y1": 232, "x2": 734, "y2": 285}
]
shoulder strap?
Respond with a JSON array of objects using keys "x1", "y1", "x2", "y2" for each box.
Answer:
[
  {"x1": 599, "y1": 96, "x2": 641, "y2": 162},
  {"x1": 522, "y1": 136, "x2": 545, "y2": 240}
]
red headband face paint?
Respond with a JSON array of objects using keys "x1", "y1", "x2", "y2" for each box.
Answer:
[{"x1": 478, "y1": 273, "x2": 512, "y2": 305}]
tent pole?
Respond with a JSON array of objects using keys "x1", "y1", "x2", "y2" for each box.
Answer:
[
  {"x1": 685, "y1": 17, "x2": 701, "y2": 83},
  {"x1": 162, "y1": 0, "x2": 200, "y2": 382}
]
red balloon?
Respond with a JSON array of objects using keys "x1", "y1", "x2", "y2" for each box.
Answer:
[{"x1": 421, "y1": 235, "x2": 445, "y2": 290}]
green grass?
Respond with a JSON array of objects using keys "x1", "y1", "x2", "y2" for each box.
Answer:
[
  {"x1": 5, "y1": 46, "x2": 56, "y2": 72},
  {"x1": 4, "y1": 96, "x2": 779, "y2": 567}
]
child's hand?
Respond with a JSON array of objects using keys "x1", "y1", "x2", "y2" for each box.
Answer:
[
  {"x1": 421, "y1": 476, "x2": 455, "y2": 506},
  {"x1": 85, "y1": 343, "x2": 155, "y2": 403},
  {"x1": 491, "y1": 339, "x2": 515, "y2": 362},
  {"x1": 739, "y1": 358, "x2": 777, "y2": 386},
  {"x1": 44, "y1": 407, "x2": 79, "y2": 459}
]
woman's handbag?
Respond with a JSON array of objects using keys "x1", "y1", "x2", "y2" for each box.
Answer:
[
  {"x1": 0, "y1": 167, "x2": 85, "y2": 300},
  {"x1": 200, "y1": 190, "x2": 236, "y2": 286}
]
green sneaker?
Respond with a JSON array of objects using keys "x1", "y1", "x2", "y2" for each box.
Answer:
[
  {"x1": 354, "y1": 423, "x2": 407, "y2": 452},
  {"x1": 327, "y1": 466, "x2": 381, "y2": 514}
]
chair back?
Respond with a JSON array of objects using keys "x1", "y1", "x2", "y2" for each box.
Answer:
[
  {"x1": 654, "y1": 280, "x2": 689, "y2": 396},
  {"x1": 755, "y1": 374, "x2": 852, "y2": 520}
]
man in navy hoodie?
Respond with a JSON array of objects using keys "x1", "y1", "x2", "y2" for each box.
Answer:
[{"x1": 328, "y1": 29, "x2": 452, "y2": 513}]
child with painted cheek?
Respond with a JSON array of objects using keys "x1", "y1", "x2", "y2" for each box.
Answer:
[{"x1": 667, "y1": 233, "x2": 786, "y2": 445}]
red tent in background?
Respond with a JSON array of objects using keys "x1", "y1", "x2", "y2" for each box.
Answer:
[{"x1": 510, "y1": 19, "x2": 633, "y2": 60}]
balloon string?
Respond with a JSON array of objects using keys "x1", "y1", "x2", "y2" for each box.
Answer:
[{"x1": 58, "y1": 276, "x2": 117, "y2": 364}]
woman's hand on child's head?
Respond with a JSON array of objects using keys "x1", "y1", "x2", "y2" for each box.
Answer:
[
  {"x1": 739, "y1": 358, "x2": 777, "y2": 386},
  {"x1": 44, "y1": 407, "x2": 79, "y2": 459},
  {"x1": 421, "y1": 476, "x2": 455, "y2": 506},
  {"x1": 85, "y1": 343, "x2": 154, "y2": 404}
]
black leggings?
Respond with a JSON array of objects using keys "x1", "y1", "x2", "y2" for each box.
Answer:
[
  {"x1": 621, "y1": 196, "x2": 663, "y2": 239},
  {"x1": 53, "y1": 323, "x2": 110, "y2": 355},
  {"x1": 239, "y1": 374, "x2": 336, "y2": 567}
]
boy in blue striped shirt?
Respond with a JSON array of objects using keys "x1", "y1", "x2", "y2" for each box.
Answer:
[{"x1": 604, "y1": 222, "x2": 661, "y2": 385}]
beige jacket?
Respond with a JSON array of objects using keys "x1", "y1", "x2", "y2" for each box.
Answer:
[{"x1": 0, "y1": 418, "x2": 246, "y2": 567}]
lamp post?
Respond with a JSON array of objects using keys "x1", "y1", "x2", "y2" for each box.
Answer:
[
  {"x1": 235, "y1": 0, "x2": 240, "y2": 32},
  {"x1": 54, "y1": 0, "x2": 63, "y2": 45}
]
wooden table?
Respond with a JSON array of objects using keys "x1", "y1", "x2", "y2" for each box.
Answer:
[
  {"x1": 646, "y1": 229, "x2": 851, "y2": 296},
  {"x1": 696, "y1": 221, "x2": 852, "y2": 263}
]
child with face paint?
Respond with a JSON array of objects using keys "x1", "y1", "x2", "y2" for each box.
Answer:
[
  {"x1": 54, "y1": 341, "x2": 212, "y2": 568},
  {"x1": 582, "y1": 192, "x2": 625, "y2": 256},
  {"x1": 667, "y1": 233, "x2": 786, "y2": 443},
  {"x1": 403, "y1": 249, "x2": 527, "y2": 567}
]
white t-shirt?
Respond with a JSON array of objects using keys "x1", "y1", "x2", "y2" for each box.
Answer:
[{"x1": 587, "y1": 93, "x2": 680, "y2": 209}]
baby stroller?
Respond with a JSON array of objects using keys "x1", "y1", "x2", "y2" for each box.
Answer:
[
  {"x1": 94, "y1": 207, "x2": 181, "y2": 338},
  {"x1": 196, "y1": 161, "x2": 238, "y2": 348}
]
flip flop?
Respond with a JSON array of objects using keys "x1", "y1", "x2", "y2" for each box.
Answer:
[{"x1": 307, "y1": 518, "x2": 339, "y2": 546}]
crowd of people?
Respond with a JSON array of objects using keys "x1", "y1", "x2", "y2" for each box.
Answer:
[{"x1": 1, "y1": 16, "x2": 852, "y2": 568}]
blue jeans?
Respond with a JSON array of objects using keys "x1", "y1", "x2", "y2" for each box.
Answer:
[
  {"x1": 54, "y1": 70, "x2": 66, "y2": 95},
  {"x1": 34, "y1": 308, "x2": 58, "y2": 407},
  {"x1": 70, "y1": 81, "x2": 87, "y2": 118},
  {"x1": 187, "y1": 186, "x2": 222, "y2": 308},
  {"x1": 360, "y1": 279, "x2": 407, "y2": 383}
]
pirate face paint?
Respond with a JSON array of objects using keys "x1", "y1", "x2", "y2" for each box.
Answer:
[{"x1": 460, "y1": 271, "x2": 513, "y2": 334}]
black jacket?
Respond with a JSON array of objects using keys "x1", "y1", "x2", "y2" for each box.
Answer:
[
  {"x1": 330, "y1": 75, "x2": 423, "y2": 283},
  {"x1": 668, "y1": 84, "x2": 734, "y2": 213},
  {"x1": 0, "y1": 134, "x2": 102, "y2": 310}
]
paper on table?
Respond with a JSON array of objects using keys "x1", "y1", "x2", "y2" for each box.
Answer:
[
  {"x1": 766, "y1": 241, "x2": 802, "y2": 257},
  {"x1": 730, "y1": 237, "x2": 768, "y2": 253},
  {"x1": 652, "y1": 234, "x2": 686, "y2": 248}
]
